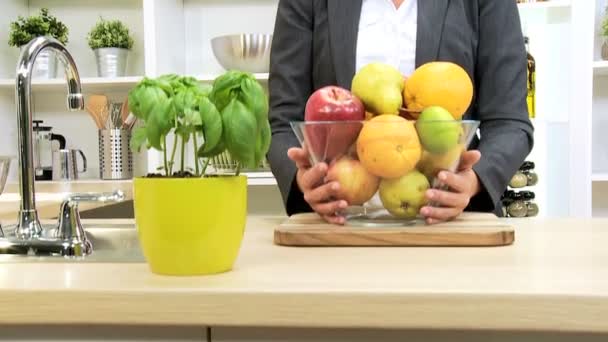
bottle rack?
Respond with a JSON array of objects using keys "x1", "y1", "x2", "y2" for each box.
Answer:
[{"x1": 501, "y1": 161, "x2": 540, "y2": 218}]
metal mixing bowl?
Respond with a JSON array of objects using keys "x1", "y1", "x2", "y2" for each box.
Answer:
[{"x1": 211, "y1": 34, "x2": 273, "y2": 73}]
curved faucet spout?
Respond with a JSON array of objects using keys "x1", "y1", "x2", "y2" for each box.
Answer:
[{"x1": 15, "y1": 36, "x2": 83, "y2": 238}]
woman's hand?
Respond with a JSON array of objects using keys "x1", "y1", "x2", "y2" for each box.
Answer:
[
  {"x1": 287, "y1": 147, "x2": 348, "y2": 225},
  {"x1": 421, "y1": 150, "x2": 482, "y2": 225}
]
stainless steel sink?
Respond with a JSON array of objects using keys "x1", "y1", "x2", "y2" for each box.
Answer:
[{"x1": 0, "y1": 222, "x2": 145, "y2": 263}]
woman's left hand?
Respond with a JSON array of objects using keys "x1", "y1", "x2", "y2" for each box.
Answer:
[{"x1": 420, "y1": 150, "x2": 482, "y2": 225}]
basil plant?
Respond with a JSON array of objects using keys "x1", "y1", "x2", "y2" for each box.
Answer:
[{"x1": 128, "y1": 71, "x2": 271, "y2": 177}]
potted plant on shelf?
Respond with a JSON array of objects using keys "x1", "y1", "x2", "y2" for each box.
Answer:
[
  {"x1": 128, "y1": 71, "x2": 271, "y2": 276},
  {"x1": 602, "y1": 6, "x2": 608, "y2": 60},
  {"x1": 87, "y1": 17, "x2": 134, "y2": 77},
  {"x1": 8, "y1": 8, "x2": 69, "y2": 79}
]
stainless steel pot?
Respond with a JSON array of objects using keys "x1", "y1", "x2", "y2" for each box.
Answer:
[
  {"x1": 20, "y1": 47, "x2": 57, "y2": 79},
  {"x1": 94, "y1": 48, "x2": 128, "y2": 77}
]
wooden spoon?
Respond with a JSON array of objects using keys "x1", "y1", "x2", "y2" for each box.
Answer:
[
  {"x1": 87, "y1": 95, "x2": 109, "y2": 129},
  {"x1": 121, "y1": 98, "x2": 130, "y2": 125}
]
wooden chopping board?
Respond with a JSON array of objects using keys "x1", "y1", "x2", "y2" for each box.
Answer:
[{"x1": 274, "y1": 212, "x2": 515, "y2": 247}]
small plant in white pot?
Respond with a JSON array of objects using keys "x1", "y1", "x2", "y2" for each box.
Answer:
[
  {"x1": 602, "y1": 7, "x2": 608, "y2": 60},
  {"x1": 8, "y1": 8, "x2": 69, "y2": 78},
  {"x1": 87, "y1": 18, "x2": 134, "y2": 77}
]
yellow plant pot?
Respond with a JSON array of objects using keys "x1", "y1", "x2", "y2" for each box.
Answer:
[{"x1": 133, "y1": 176, "x2": 247, "y2": 276}]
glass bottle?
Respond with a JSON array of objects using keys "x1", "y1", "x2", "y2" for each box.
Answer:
[{"x1": 525, "y1": 36, "x2": 536, "y2": 119}]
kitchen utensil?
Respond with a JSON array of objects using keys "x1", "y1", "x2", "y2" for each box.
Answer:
[
  {"x1": 108, "y1": 102, "x2": 123, "y2": 129},
  {"x1": 124, "y1": 113, "x2": 137, "y2": 131},
  {"x1": 86, "y1": 95, "x2": 109, "y2": 130},
  {"x1": 99, "y1": 129, "x2": 133, "y2": 180},
  {"x1": 33, "y1": 120, "x2": 66, "y2": 181},
  {"x1": 211, "y1": 33, "x2": 273, "y2": 73},
  {"x1": 0, "y1": 156, "x2": 11, "y2": 232},
  {"x1": 0, "y1": 156, "x2": 10, "y2": 196},
  {"x1": 121, "y1": 98, "x2": 130, "y2": 124},
  {"x1": 274, "y1": 213, "x2": 515, "y2": 247},
  {"x1": 52, "y1": 149, "x2": 87, "y2": 181}
]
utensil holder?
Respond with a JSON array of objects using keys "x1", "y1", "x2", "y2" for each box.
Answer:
[{"x1": 99, "y1": 129, "x2": 132, "y2": 180}]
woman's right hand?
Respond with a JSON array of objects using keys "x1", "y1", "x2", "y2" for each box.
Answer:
[{"x1": 287, "y1": 147, "x2": 348, "y2": 225}]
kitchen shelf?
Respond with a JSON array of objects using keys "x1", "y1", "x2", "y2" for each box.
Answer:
[
  {"x1": 243, "y1": 171, "x2": 277, "y2": 186},
  {"x1": 592, "y1": 173, "x2": 608, "y2": 181},
  {"x1": 593, "y1": 61, "x2": 608, "y2": 76},
  {"x1": 517, "y1": 0, "x2": 571, "y2": 10},
  {"x1": 0, "y1": 76, "x2": 143, "y2": 93},
  {"x1": 0, "y1": 73, "x2": 269, "y2": 94}
]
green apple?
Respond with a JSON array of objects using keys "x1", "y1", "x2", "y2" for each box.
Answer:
[
  {"x1": 416, "y1": 106, "x2": 461, "y2": 154},
  {"x1": 351, "y1": 63, "x2": 404, "y2": 115},
  {"x1": 379, "y1": 170, "x2": 430, "y2": 219}
]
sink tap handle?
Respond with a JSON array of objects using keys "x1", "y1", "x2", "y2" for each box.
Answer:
[
  {"x1": 64, "y1": 190, "x2": 125, "y2": 204},
  {"x1": 54, "y1": 190, "x2": 125, "y2": 257}
]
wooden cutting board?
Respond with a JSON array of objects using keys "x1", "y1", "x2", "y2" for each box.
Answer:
[{"x1": 274, "y1": 212, "x2": 515, "y2": 247}]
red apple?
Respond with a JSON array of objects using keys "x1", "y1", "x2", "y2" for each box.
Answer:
[
  {"x1": 326, "y1": 156, "x2": 380, "y2": 206},
  {"x1": 304, "y1": 86, "x2": 365, "y2": 163},
  {"x1": 305, "y1": 86, "x2": 365, "y2": 121}
]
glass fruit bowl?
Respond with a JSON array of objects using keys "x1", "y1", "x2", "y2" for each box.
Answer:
[{"x1": 291, "y1": 116, "x2": 480, "y2": 227}]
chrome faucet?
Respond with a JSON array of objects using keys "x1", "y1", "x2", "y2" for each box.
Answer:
[
  {"x1": 15, "y1": 36, "x2": 84, "y2": 239},
  {"x1": 0, "y1": 36, "x2": 124, "y2": 257}
]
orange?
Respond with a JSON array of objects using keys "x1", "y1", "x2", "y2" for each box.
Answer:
[
  {"x1": 404, "y1": 62, "x2": 473, "y2": 120},
  {"x1": 356, "y1": 115, "x2": 422, "y2": 179}
]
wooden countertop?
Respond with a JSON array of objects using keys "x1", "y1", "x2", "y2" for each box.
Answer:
[{"x1": 0, "y1": 215, "x2": 606, "y2": 332}]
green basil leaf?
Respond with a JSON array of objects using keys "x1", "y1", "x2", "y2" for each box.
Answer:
[
  {"x1": 239, "y1": 77, "x2": 268, "y2": 130},
  {"x1": 139, "y1": 86, "x2": 169, "y2": 123},
  {"x1": 210, "y1": 71, "x2": 243, "y2": 111},
  {"x1": 127, "y1": 84, "x2": 144, "y2": 119},
  {"x1": 254, "y1": 119, "x2": 271, "y2": 167},
  {"x1": 198, "y1": 139, "x2": 225, "y2": 158},
  {"x1": 198, "y1": 96, "x2": 222, "y2": 154},
  {"x1": 222, "y1": 99, "x2": 257, "y2": 169},
  {"x1": 146, "y1": 99, "x2": 173, "y2": 150},
  {"x1": 129, "y1": 126, "x2": 148, "y2": 152}
]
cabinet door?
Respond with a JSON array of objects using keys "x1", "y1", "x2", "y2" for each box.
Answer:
[
  {"x1": 0, "y1": 325, "x2": 206, "y2": 342},
  {"x1": 211, "y1": 327, "x2": 607, "y2": 342}
]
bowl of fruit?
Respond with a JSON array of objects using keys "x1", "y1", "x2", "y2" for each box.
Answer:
[{"x1": 291, "y1": 61, "x2": 480, "y2": 226}]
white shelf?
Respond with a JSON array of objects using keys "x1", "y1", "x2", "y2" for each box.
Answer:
[
  {"x1": 517, "y1": 1, "x2": 571, "y2": 10},
  {"x1": 243, "y1": 171, "x2": 276, "y2": 186},
  {"x1": 0, "y1": 76, "x2": 143, "y2": 93},
  {"x1": 195, "y1": 73, "x2": 269, "y2": 83},
  {"x1": 592, "y1": 173, "x2": 608, "y2": 181},
  {"x1": 593, "y1": 61, "x2": 608, "y2": 75},
  {"x1": 0, "y1": 73, "x2": 269, "y2": 93}
]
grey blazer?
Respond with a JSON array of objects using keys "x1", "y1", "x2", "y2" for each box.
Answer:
[{"x1": 267, "y1": 0, "x2": 534, "y2": 217}]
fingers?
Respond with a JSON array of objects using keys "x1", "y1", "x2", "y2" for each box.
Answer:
[
  {"x1": 323, "y1": 214, "x2": 346, "y2": 225},
  {"x1": 304, "y1": 181, "x2": 341, "y2": 204},
  {"x1": 425, "y1": 188, "x2": 470, "y2": 209},
  {"x1": 313, "y1": 200, "x2": 348, "y2": 217},
  {"x1": 299, "y1": 163, "x2": 328, "y2": 191},
  {"x1": 437, "y1": 171, "x2": 469, "y2": 194},
  {"x1": 420, "y1": 206, "x2": 461, "y2": 223},
  {"x1": 288, "y1": 147, "x2": 311, "y2": 169},
  {"x1": 458, "y1": 150, "x2": 481, "y2": 171}
]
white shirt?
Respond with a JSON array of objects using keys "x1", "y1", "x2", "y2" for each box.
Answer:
[{"x1": 355, "y1": 0, "x2": 418, "y2": 77}]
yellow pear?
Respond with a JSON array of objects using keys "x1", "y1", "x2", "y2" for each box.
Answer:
[{"x1": 352, "y1": 63, "x2": 404, "y2": 115}]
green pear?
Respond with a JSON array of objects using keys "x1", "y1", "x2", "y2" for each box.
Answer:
[
  {"x1": 416, "y1": 106, "x2": 462, "y2": 154},
  {"x1": 379, "y1": 170, "x2": 430, "y2": 219},
  {"x1": 352, "y1": 63, "x2": 404, "y2": 115}
]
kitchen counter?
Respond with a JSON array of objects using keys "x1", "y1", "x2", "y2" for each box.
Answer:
[{"x1": 0, "y1": 215, "x2": 605, "y2": 334}]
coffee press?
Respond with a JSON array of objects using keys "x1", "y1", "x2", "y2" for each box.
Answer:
[{"x1": 33, "y1": 120, "x2": 66, "y2": 181}]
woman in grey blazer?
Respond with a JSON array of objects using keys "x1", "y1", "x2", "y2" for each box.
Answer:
[{"x1": 267, "y1": 0, "x2": 534, "y2": 224}]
